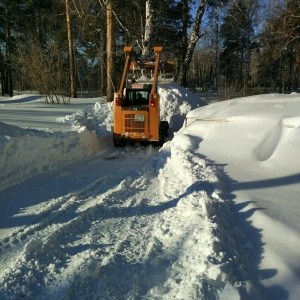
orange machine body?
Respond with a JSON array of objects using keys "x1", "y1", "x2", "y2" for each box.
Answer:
[{"x1": 113, "y1": 46, "x2": 169, "y2": 146}]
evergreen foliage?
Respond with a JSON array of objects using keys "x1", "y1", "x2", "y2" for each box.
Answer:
[{"x1": 0, "y1": 0, "x2": 300, "y2": 99}]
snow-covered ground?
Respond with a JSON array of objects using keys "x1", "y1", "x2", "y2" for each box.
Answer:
[{"x1": 0, "y1": 83, "x2": 300, "y2": 299}]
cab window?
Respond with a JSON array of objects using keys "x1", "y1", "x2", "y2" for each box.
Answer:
[{"x1": 124, "y1": 90, "x2": 148, "y2": 106}]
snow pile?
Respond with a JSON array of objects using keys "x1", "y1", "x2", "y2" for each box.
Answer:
[
  {"x1": 2, "y1": 85, "x2": 300, "y2": 299},
  {"x1": 183, "y1": 93, "x2": 300, "y2": 299},
  {"x1": 0, "y1": 82, "x2": 203, "y2": 192},
  {"x1": 0, "y1": 101, "x2": 113, "y2": 191},
  {"x1": 57, "y1": 102, "x2": 113, "y2": 136},
  {"x1": 143, "y1": 134, "x2": 232, "y2": 299},
  {"x1": 0, "y1": 122, "x2": 102, "y2": 191},
  {"x1": 0, "y1": 137, "x2": 234, "y2": 299},
  {"x1": 159, "y1": 82, "x2": 205, "y2": 132},
  {"x1": 58, "y1": 82, "x2": 204, "y2": 135},
  {"x1": 30, "y1": 132, "x2": 236, "y2": 299}
]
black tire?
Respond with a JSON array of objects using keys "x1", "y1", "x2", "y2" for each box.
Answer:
[
  {"x1": 113, "y1": 138, "x2": 126, "y2": 147},
  {"x1": 140, "y1": 141, "x2": 149, "y2": 147},
  {"x1": 158, "y1": 121, "x2": 169, "y2": 145},
  {"x1": 151, "y1": 141, "x2": 161, "y2": 147}
]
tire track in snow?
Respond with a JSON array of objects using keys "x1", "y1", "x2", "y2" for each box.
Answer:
[
  {"x1": 0, "y1": 174, "x2": 111, "y2": 292},
  {"x1": 0, "y1": 176, "x2": 107, "y2": 248},
  {"x1": 58, "y1": 167, "x2": 168, "y2": 300},
  {"x1": 0, "y1": 146, "x2": 152, "y2": 250},
  {"x1": 0, "y1": 146, "x2": 159, "y2": 299},
  {"x1": 47, "y1": 138, "x2": 232, "y2": 300},
  {"x1": 0, "y1": 140, "x2": 235, "y2": 300}
]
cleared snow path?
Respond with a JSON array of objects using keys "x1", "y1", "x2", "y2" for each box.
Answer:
[
  {"x1": 0, "y1": 139, "x2": 235, "y2": 299},
  {"x1": 2, "y1": 86, "x2": 300, "y2": 299}
]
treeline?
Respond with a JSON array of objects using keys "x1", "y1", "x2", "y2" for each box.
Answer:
[
  {"x1": 189, "y1": 0, "x2": 300, "y2": 98},
  {"x1": 0, "y1": 0, "x2": 299, "y2": 101}
]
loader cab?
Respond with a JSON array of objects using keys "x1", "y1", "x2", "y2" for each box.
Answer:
[
  {"x1": 122, "y1": 83, "x2": 152, "y2": 109},
  {"x1": 113, "y1": 46, "x2": 169, "y2": 147}
]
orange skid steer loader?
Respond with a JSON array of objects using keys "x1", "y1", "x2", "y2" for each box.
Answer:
[{"x1": 113, "y1": 46, "x2": 172, "y2": 147}]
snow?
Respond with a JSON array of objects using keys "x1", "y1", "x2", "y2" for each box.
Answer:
[{"x1": 0, "y1": 84, "x2": 300, "y2": 299}]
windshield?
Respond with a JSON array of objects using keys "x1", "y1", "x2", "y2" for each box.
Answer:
[{"x1": 123, "y1": 90, "x2": 148, "y2": 106}]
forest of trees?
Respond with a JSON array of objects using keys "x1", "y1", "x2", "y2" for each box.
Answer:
[{"x1": 1, "y1": 0, "x2": 300, "y2": 101}]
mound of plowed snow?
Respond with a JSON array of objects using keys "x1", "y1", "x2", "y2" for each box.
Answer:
[
  {"x1": 0, "y1": 122, "x2": 101, "y2": 191},
  {"x1": 0, "y1": 82, "x2": 204, "y2": 191}
]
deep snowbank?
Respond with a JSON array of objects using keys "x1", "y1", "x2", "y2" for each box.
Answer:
[
  {"x1": 0, "y1": 122, "x2": 102, "y2": 191},
  {"x1": 0, "y1": 137, "x2": 235, "y2": 300},
  {"x1": 158, "y1": 82, "x2": 205, "y2": 132},
  {"x1": 2, "y1": 85, "x2": 300, "y2": 299},
  {"x1": 2, "y1": 83, "x2": 232, "y2": 300},
  {"x1": 0, "y1": 82, "x2": 204, "y2": 192},
  {"x1": 183, "y1": 93, "x2": 300, "y2": 299},
  {"x1": 147, "y1": 134, "x2": 231, "y2": 298}
]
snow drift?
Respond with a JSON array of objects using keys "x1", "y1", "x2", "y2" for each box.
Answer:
[
  {"x1": 0, "y1": 82, "x2": 204, "y2": 192},
  {"x1": 1, "y1": 84, "x2": 300, "y2": 299}
]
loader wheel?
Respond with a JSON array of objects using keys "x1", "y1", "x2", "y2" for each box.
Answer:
[
  {"x1": 161, "y1": 121, "x2": 169, "y2": 136},
  {"x1": 113, "y1": 137, "x2": 125, "y2": 147},
  {"x1": 140, "y1": 141, "x2": 149, "y2": 147},
  {"x1": 158, "y1": 121, "x2": 169, "y2": 145}
]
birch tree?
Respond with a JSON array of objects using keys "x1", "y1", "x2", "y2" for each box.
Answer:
[
  {"x1": 142, "y1": 0, "x2": 155, "y2": 55},
  {"x1": 177, "y1": 0, "x2": 208, "y2": 87}
]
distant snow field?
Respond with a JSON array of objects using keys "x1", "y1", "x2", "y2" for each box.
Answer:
[{"x1": 1, "y1": 83, "x2": 300, "y2": 299}]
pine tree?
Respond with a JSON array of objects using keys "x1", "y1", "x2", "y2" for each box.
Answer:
[{"x1": 219, "y1": 0, "x2": 259, "y2": 92}]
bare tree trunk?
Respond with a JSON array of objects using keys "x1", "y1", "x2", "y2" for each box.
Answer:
[
  {"x1": 5, "y1": 0, "x2": 13, "y2": 96},
  {"x1": 214, "y1": 7, "x2": 220, "y2": 93},
  {"x1": 143, "y1": 0, "x2": 155, "y2": 55},
  {"x1": 1, "y1": 73, "x2": 4, "y2": 96},
  {"x1": 177, "y1": 0, "x2": 208, "y2": 87},
  {"x1": 100, "y1": 26, "x2": 107, "y2": 97},
  {"x1": 177, "y1": 0, "x2": 189, "y2": 86},
  {"x1": 106, "y1": 0, "x2": 116, "y2": 102},
  {"x1": 65, "y1": 0, "x2": 77, "y2": 98},
  {"x1": 36, "y1": 12, "x2": 43, "y2": 46}
]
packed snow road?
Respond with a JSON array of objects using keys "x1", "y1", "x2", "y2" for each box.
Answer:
[
  {"x1": 2, "y1": 84, "x2": 300, "y2": 299},
  {"x1": 0, "y1": 140, "x2": 232, "y2": 299},
  {"x1": 0, "y1": 85, "x2": 244, "y2": 299}
]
